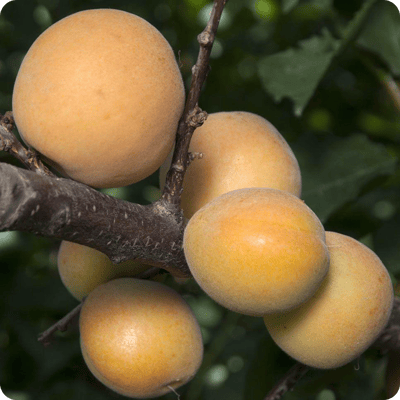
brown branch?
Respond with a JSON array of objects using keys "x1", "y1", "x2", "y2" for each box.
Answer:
[
  {"x1": 0, "y1": 163, "x2": 190, "y2": 277},
  {"x1": 38, "y1": 301, "x2": 83, "y2": 346},
  {"x1": 263, "y1": 363, "x2": 309, "y2": 400},
  {"x1": 0, "y1": 111, "x2": 54, "y2": 177},
  {"x1": 162, "y1": 0, "x2": 228, "y2": 206}
]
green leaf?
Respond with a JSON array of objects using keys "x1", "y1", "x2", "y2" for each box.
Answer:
[
  {"x1": 294, "y1": 134, "x2": 397, "y2": 222},
  {"x1": 258, "y1": 29, "x2": 340, "y2": 116},
  {"x1": 258, "y1": 0, "x2": 377, "y2": 115},
  {"x1": 357, "y1": 1, "x2": 400, "y2": 76}
]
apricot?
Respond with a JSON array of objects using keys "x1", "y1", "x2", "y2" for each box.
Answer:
[
  {"x1": 79, "y1": 278, "x2": 203, "y2": 398},
  {"x1": 57, "y1": 241, "x2": 157, "y2": 301},
  {"x1": 264, "y1": 232, "x2": 394, "y2": 369},
  {"x1": 183, "y1": 188, "x2": 329, "y2": 316},
  {"x1": 160, "y1": 111, "x2": 301, "y2": 218},
  {"x1": 12, "y1": 9, "x2": 185, "y2": 188}
]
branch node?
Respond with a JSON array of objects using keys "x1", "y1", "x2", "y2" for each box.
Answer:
[
  {"x1": 0, "y1": 111, "x2": 14, "y2": 131},
  {"x1": 186, "y1": 106, "x2": 208, "y2": 128},
  {"x1": 198, "y1": 31, "x2": 214, "y2": 46},
  {"x1": 189, "y1": 152, "x2": 204, "y2": 162}
]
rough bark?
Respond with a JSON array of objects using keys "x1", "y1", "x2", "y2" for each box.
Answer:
[{"x1": 0, "y1": 162, "x2": 189, "y2": 277}]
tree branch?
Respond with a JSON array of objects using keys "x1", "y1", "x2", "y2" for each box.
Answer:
[
  {"x1": 38, "y1": 302, "x2": 83, "y2": 347},
  {"x1": 263, "y1": 363, "x2": 310, "y2": 400},
  {"x1": 0, "y1": 163, "x2": 190, "y2": 277},
  {"x1": 162, "y1": 0, "x2": 229, "y2": 206},
  {"x1": 0, "y1": 112, "x2": 54, "y2": 177}
]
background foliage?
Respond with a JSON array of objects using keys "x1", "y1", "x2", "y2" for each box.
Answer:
[{"x1": 0, "y1": 0, "x2": 399, "y2": 399}]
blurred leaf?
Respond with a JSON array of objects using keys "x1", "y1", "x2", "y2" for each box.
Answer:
[
  {"x1": 244, "y1": 335, "x2": 292, "y2": 400},
  {"x1": 38, "y1": 380, "x2": 115, "y2": 400},
  {"x1": 295, "y1": 134, "x2": 397, "y2": 222},
  {"x1": 282, "y1": 0, "x2": 298, "y2": 13},
  {"x1": 334, "y1": 364, "x2": 376, "y2": 400},
  {"x1": 296, "y1": 361, "x2": 378, "y2": 400},
  {"x1": 374, "y1": 213, "x2": 400, "y2": 275},
  {"x1": 357, "y1": 1, "x2": 400, "y2": 76},
  {"x1": 258, "y1": 29, "x2": 340, "y2": 116},
  {"x1": 291, "y1": 0, "x2": 333, "y2": 20}
]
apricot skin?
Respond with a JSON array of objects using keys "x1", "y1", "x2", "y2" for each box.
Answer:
[
  {"x1": 12, "y1": 9, "x2": 185, "y2": 188},
  {"x1": 160, "y1": 111, "x2": 301, "y2": 218},
  {"x1": 57, "y1": 241, "x2": 155, "y2": 301},
  {"x1": 79, "y1": 278, "x2": 203, "y2": 398},
  {"x1": 264, "y1": 232, "x2": 394, "y2": 369},
  {"x1": 183, "y1": 188, "x2": 329, "y2": 316}
]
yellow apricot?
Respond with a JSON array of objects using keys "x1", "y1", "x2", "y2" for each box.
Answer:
[
  {"x1": 57, "y1": 241, "x2": 159, "y2": 301},
  {"x1": 160, "y1": 112, "x2": 301, "y2": 218},
  {"x1": 183, "y1": 188, "x2": 329, "y2": 316},
  {"x1": 12, "y1": 9, "x2": 185, "y2": 188},
  {"x1": 264, "y1": 232, "x2": 394, "y2": 369},
  {"x1": 80, "y1": 278, "x2": 203, "y2": 398}
]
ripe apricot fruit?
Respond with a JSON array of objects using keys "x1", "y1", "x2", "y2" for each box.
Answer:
[
  {"x1": 183, "y1": 188, "x2": 329, "y2": 316},
  {"x1": 80, "y1": 278, "x2": 203, "y2": 398},
  {"x1": 57, "y1": 241, "x2": 154, "y2": 301},
  {"x1": 264, "y1": 232, "x2": 394, "y2": 369},
  {"x1": 12, "y1": 9, "x2": 185, "y2": 188},
  {"x1": 160, "y1": 111, "x2": 301, "y2": 218}
]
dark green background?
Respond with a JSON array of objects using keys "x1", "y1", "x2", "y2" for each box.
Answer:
[{"x1": 0, "y1": 0, "x2": 399, "y2": 399}]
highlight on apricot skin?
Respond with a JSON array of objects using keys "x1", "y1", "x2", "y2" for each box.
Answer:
[
  {"x1": 160, "y1": 111, "x2": 302, "y2": 218},
  {"x1": 79, "y1": 278, "x2": 203, "y2": 398},
  {"x1": 12, "y1": 9, "x2": 185, "y2": 188},
  {"x1": 264, "y1": 231, "x2": 394, "y2": 369},
  {"x1": 57, "y1": 241, "x2": 157, "y2": 301},
  {"x1": 183, "y1": 188, "x2": 329, "y2": 316}
]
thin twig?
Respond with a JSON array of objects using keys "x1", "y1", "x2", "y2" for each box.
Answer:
[
  {"x1": 263, "y1": 363, "x2": 310, "y2": 400},
  {"x1": 38, "y1": 301, "x2": 84, "y2": 346},
  {"x1": 0, "y1": 111, "x2": 54, "y2": 177},
  {"x1": 162, "y1": 0, "x2": 229, "y2": 206}
]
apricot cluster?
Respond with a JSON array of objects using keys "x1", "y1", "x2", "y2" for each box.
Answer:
[
  {"x1": 179, "y1": 112, "x2": 393, "y2": 370},
  {"x1": 12, "y1": 5, "x2": 395, "y2": 399}
]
